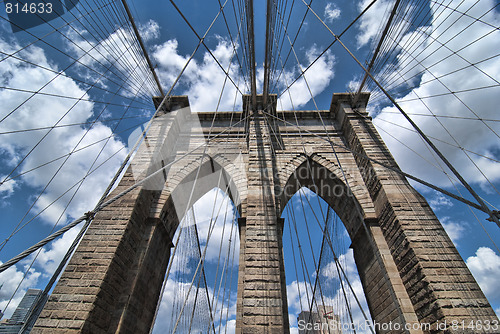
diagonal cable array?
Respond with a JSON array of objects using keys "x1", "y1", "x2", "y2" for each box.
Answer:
[
  {"x1": 0, "y1": 0, "x2": 499, "y2": 331},
  {"x1": 1, "y1": 0, "x2": 252, "y2": 331}
]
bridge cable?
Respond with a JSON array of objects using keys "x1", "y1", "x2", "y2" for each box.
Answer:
[
  {"x1": 1, "y1": 59, "x2": 156, "y2": 319},
  {"x1": 300, "y1": 0, "x2": 500, "y2": 227},
  {"x1": 262, "y1": 63, "x2": 372, "y2": 328},
  {"x1": 149, "y1": 5, "x2": 247, "y2": 329},
  {"x1": 0, "y1": 37, "x2": 149, "y2": 254},
  {"x1": 120, "y1": 0, "x2": 164, "y2": 96}
]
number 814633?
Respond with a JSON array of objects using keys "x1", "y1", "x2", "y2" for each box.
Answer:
[
  {"x1": 6, "y1": 2, "x2": 53, "y2": 14},
  {"x1": 451, "y1": 319, "x2": 499, "y2": 331}
]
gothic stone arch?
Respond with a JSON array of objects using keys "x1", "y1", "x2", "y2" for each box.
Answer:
[{"x1": 33, "y1": 94, "x2": 497, "y2": 334}]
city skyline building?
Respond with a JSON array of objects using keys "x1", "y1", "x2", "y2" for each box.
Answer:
[
  {"x1": 0, "y1": 289, "x2": 43, "y2": 334},
  {"x1": 298, "y1": 305, "x2": 343, "y2": 334}
]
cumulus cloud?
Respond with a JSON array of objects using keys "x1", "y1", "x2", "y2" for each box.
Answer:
[
  {"x1": 320, "y1": 249, "x2": 372, "y2": 330},
  {"x1": 153, "y1": 37, "x2": 244, "y2": 112},
  {"x1": 466, "y1": 247, "x2": 500, "y2": 306},
  {"x1": 0, "y1": 36, "x2": 127, "y2": 224},
  {"x1": 356, "y1": 0, "x2": 396, "y2": 47},
  {"x1": 0, "y1": 175, "x2": 17, "y2": 200},
  {"x1": 27, "y1": 225, "x2": 82, "y2": 275},
  {"x1": 0, "y1": 262, "x2": 41, "y2": 319},
  {"x1": 278, "y1": 46, "x2": 336, "y2": 110},
  {"x1": 287, "y1": 280, "x2": 314, "y2": 317},
  {"x1": 428, "y1": 192, "x2": 453, "y2": 211},
  {"x1": 219, "y1": 319, "x2": 236, "y2": 333},
  {"x1": 166, "y1": 189, "x2": 240, "y2": 279},
  {"x1": 440, "y1": 217, "x2": 466, "y2": 245},
  {"x1": 152, "y1": 260, "x2": 237, "y2": 332},
  {"x1": 139, "y1": 19, "x2": 160, "y2": 42},
  {"x1": 321, "y1": 249, "x2": 358, "y2": 280},
  {"x1": 153, "y1": 37, "x2": 335, "y2": 112},
  {"x1": 150, "y1": 190, "x2": 239, "y2": 332},
  {"x1": 325, "y1": 3, "x2": 341, "y2": 22},
  {"x1": 0, "y1": 224, "x2": 84, "y2": 319},
  {"x1": 152, "y1": 279, "x2": 213, "y2": 333},
  {"x1": 64, "y1": 20, "x2": 162, "y2": 97},
  {"x1": 0, "y1": 29, "x2": 128, "y2": 317},
  {"x1": 191, "y1": 189, "x2": 240, "y2": 263},
  {"x1": 367, "y1": 0, "x2": 500, "y2": 188}
]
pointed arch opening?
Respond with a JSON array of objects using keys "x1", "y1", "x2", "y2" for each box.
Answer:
[
  {"x1": 152, "y1": 187, "x2": 240, "y2": 333},
  {"x1": 150, "y1": 154, "x2": 246, "y2": 333},
  {"x1": 278, "y1": 157, "x2": 373, "y2": 240},
  {"x1": 281, "y1": 185, "x2": 373, "y2": 333}
]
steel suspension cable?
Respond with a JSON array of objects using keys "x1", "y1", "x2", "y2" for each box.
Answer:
[
  {"x1": 0, "y1": 40, "x2": 145, "y2": 250},
  {"x1": 300, "y1": 0, "x2": 500, "y2": 226},
  {"x1": 272, "y1": 0, "x2": 380, "y2": 100},
  {"x1": 168, "y1": 0, "x2": 245, "y2": 97}
]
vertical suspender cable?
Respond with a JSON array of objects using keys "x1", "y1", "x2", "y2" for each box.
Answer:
[
  {"x1": 354, "y1": 0, "x2": 402, "y2": 99},
  {"x1": 262, "y1": 0, "x2": 274, "y2": 106},
  {"x1": 120, "y1": 0, "x2": 165, "y2": 97},
  {"x1": 301, "y1": 0, "x2": 500, "y2": 228},
  {"x1": 246, "y1": 0, "x2": 257, "y2": 109}
]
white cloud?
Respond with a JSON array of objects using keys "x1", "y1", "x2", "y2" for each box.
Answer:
[
  {"x1": 428, "y1": 192, "x2": 453, "y2": 211},
  {"x1": 325, "y1": 3, "x2": 341, "y2": 22},
  {"x1": 153, "y1": 37, "x2": 335, "y2": 112},
  {"x1": 139, "y1": 20, "x2": 160, "y2": 42},
  {"x1": 0, "y1": 36, "x2": 127, "y2": 224},
  {"x1": 287, "y1": 249, "x2": 372, "y2": 332},
  {"x1": 0, "y1": 262, "x2": 41, "y2": 319},
  {"x1": 64, "y1": 21, "x2": 161, "y2": 97},
  {"x1": 27, "y1": 225, "x2": 82, "y2": 275},
  {"x1": 321, "y1": 249, "x2": 372, "y2": 329},
  {"x1": 440, "y1": 217, "x2": 466, "y2": 244},
  {"x1": 368, "y1": 0, "x2": 500, "y2": 188},
  {"x1": 278, "y1": 46, "x2": 336, "y2": 110},
  {"x1": 153, "y1": 39, "x2": 195, "y2": 85},
  {"x1": 151, "y1": 279, "x2": 209, "y2": 333},
  {"x1": 321, "y1": 249, "x2": 359, "y2": 280},
  {"x1": 152, "y1": 277, "x2": 237, "y2": 333},
  {"x1": 0, "y1": 32, "x2": 126, "y2": 321},
  {"x1": 167, "y1": 189, "x2": 239, "y2": 273},
  {"x1": 153, "y1": 37, "x2": 244, "y2": 112},
  {"x1": 0, "y1": 174, "x2": 17, "y2": 200},
  {"x1": 0, "y1": 25, "x2": 131, "y2": 322},
  {"x1": 216, "y1": 319, "x2": 236, "y2": 333},
  {"x1": 348, "y1": 77, "x2": 362, "y2": 92},
  {"x1": 0, "y1": 224, "x2": 85, "y2": 320},
  {"x1": 356, "y1": 0, "x2": 396, "y2": 47},
  {"x1": 287, "y1": 280, "x2": 314, "y2": 316},
  {"x1": 191, "y1": 189, "x2": 240, "y2": 263},
  {"x1": 466, "y1": 247, "x2": 500, "y2": 306},
  {"x1": 150, "y1": 189, "x2": 239, "y2": 332}
]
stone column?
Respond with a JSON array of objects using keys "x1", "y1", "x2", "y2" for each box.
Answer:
[
  {"x1": 352, "y1": 220, "x2": 423, "y2": 333},
  {"x1": 333, "y1": 93, "x2": 498, "y2": 332},
  {"x1": 236, "y1": 107, "x2": 290, "y2": 333},
  {"x1": 32, "y1": 104, "x2": 186, "y2": 334}
]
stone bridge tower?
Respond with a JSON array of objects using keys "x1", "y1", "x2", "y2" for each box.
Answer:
[{"x1": 33, "y1": 93, "x2": 497, "y2": 333}]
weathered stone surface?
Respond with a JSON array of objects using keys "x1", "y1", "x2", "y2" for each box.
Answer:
[{"x1": 34, "y1": 94, "x2": 497, "y2": 334}]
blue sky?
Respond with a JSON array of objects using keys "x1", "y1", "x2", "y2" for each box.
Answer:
[{"x1": 0, "y1": 0, "x2": 499, "y2": 332}]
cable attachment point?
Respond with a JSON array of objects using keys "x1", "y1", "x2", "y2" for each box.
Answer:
[
  {"x1": 84, "y1": 211, "x2": 95, "y2": 221},
  {"x1": 486, "y1": 210, "x2": 500, "y2": 222}
]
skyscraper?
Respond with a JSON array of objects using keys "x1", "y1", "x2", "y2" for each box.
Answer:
[{"x1": 0, "y1": 289, "x2": 43, "y2": 334}]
